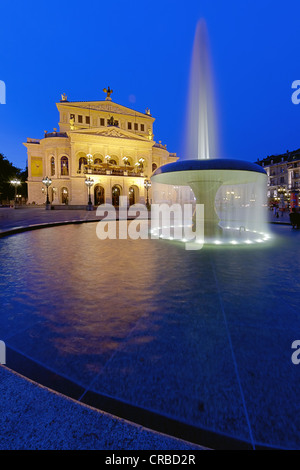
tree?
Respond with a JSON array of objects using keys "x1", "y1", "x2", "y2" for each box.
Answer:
[{"x1": 0, "y1": 153, "x2": 27, "y2": 203}]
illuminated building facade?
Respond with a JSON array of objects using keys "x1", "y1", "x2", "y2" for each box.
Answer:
[
  {"x1": 256, "y1": 149, "x2": 300, "y2": 207},
  {"x1": 25, "y1": 88, "x2": 177, "y2": 207}
]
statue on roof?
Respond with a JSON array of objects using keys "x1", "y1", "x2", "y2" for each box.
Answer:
[
  {"x1": 103, "y1": 86, "x2": 113, "y2": 101},
  {"x1": 61, "y1": 93, "x2": 68, "y2": 102}
]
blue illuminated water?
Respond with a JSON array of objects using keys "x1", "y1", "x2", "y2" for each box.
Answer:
[{"x1": 0, "y1": 222, "x2": 299, "y2": 449}]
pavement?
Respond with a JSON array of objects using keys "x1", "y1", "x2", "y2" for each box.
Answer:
[
  {"x1": 0, "y1": 206, "x2": 292, "y2": 233},
  {"x1": 0, "y1": 365, "x2": 203, "y2": 450},
  {"x1": 0, "y1": 207, "x2": 205, "y2": 451},
  {"x1": 268, "y1": 210, "x2": 292, "y2": 225},
  {"x1": 0, "y1": 206, "x2": 102, "y2": 234}
]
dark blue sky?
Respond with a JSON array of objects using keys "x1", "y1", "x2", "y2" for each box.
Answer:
[{"x1": 1, "y1": 0, "x2": 300, "y2": 170}]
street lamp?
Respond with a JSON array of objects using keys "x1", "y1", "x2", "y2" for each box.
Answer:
[
  {"x1": 144, "y1": 179, "x2": 151, "y2": 209},
  {"x1": 105, "y1": 155, "x2": 111, "y2": 173},
  {"x1": 85, "y1": 177, "x2": 94, "y2": 211},
  {"x1": 87, "y1": 153, "x2": 93, "y2": 173},
  {"x1": 139, "y1": 158, "x2": 145, "y2": 172},
  {"x1": 42, "y1": 176, "x2": 52, "y2": 209},
  {"x1": 10, "y1": 178, "x2": 21, "y2": 207},
  {"x1": 122, "y1": 156, "x2": 129, "y2": 173},
  {"x1": 278, "y1": 186, "x2": 286, "y2": 215}
]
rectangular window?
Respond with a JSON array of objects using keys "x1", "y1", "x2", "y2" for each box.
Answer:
[
  {"x1": 128, "y1": 122, "x2": 132, "y2": 130},
  {"x1": 141, "y1": 124, "x2": 145, "y2": 131},
  {"x1": 86, "y1": 116, "x2": 90, "y2": 124},
  {"x1": 134, "y1": 123, "x2": 138, "y2": 131},
  {"x1": 78, "y1": 115, "x2": 83, "y2": 123},
  {"x1": 100, "y1": 118, "x2": 105, "y2": 126}
]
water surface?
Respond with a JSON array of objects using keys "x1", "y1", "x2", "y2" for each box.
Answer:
[{"x1": 0, "y1": 222, "x2": 299, "y2": 449}]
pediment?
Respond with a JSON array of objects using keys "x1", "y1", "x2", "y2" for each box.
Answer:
[{"x1": 57, "y1": 100, "x2": 154, "y2": 120}]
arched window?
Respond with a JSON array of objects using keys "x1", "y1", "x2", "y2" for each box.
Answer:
[
  {"x1": 112, "y1": 185, "x2": 121, "y2": 207},
  {"x1": 94, "y1": 185, "x2": 105, "y2": 205},
  {"x1": 79, "y1": 157, "x2": 87, "y2": 171},
  {"x1": 109, "y1": 155, "x2": 119, "y2": 166},
  {"x1": 152, "y1": 162, "x2": 158, "y2": 173},
  {"x1": 61, "y1": 156, "x2": 69, "y2": 176},
  {"x1": 129, "y1": 185, "x2": 138, "y2": 206},
  {"x1": 61, "y1": 187, "x2": 69, "y2": 204},
  {"x1": 94, "y1": 158, "x2": 102, "y2": 165},
  {"x1": 50, "y1": 156, "x2": 55, "y2": 176}
]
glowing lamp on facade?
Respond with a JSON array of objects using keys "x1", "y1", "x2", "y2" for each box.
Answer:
[
  {"x1": 122, "y1": 156, "x2": 129, "y2": 170},
  {"x1": 87, "y1": 153, "x2": 93, "y2": 167},
  {"x1": 138, "y1": 158, "x2": 145, "y2": 170}
]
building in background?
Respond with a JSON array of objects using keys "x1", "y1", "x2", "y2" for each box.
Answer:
[
  {"x1": 256, "y1": 148, "x2": 300, "y2": 209},
  {"x1": 24, "y1": 88, "x2": 177, "y2": 207}
]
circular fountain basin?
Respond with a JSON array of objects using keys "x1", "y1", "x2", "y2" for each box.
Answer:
[
  {"x1": 0, "y1": 222, "x2": 299, "y2": 449},
  {"x1": 151, "y1": 158, "x2": 267, "y2": 185},
  {"x1": 151, "y1": 159, "x2": 268, "y2": 241}
]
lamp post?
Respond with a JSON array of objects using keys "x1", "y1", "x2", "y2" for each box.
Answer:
[
  {"x1": 10, "y1": 178, "x2": 21, "y2": 207},
  {"x1": 85, "y1": 177, "x2": 94, "y2": 211},
  {"x1": 42, "y1": 176, "x2": 52, "y2": 209},
  {"x1": 278, "y1": 186, "x2": 286, "y2": 216},
  {"x1": 122, "y1": 156, "x2": 129, "y2": 174},
  {"x1": 87, "y1": 153, "x2": 93, "y2": 173},
  {"x1": 139, "y1": 158, "x2": 145, "y2": 175},
  {"x1": 144, "y1": 179, "x2": 151, "y2": 210}
]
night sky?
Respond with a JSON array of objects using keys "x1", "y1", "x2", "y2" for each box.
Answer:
[{"x1": 1, "y1": 0, "x2": 300, "y2": 170}]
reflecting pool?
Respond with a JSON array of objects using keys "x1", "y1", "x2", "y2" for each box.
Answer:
[{"x1": 0, "y1": 222, "x2": 299, "y2": 449}]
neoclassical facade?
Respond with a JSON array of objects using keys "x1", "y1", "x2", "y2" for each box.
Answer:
[
  {"x1": 256, "y1": 148, "x2": 300, "y2": 207},
  {"x1": 24, "y1": 88, "x2": 177, "y2": 207}
]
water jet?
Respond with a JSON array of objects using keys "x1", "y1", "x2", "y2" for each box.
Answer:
[{"x1": 151, "y1": 20, "x2": 268, "y2": 244}]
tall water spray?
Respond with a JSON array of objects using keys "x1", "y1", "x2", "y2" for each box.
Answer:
[
  {"x1": 185, "y1": 19, "x2": 218, "y2": 160},
  {"x1": 152, "y1": 20, "x2": 269, "y2": 244}
]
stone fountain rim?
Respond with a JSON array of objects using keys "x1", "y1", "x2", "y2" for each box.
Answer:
[{"x1": 152, "y1": 158, "x2": 267, "y2": 177}]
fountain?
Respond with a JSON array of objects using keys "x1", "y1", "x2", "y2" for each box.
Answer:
[{"x1": 151, "y1": 20, "x2": 269, "y2": 244}]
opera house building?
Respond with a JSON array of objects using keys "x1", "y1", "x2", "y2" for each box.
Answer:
[{"x1": 24, "y1": 88, "x2": 177, "y2": 207}]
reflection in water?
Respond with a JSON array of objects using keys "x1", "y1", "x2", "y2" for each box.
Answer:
[{"x1": 0, "y1": 223, "x2": 300, "y2": 449}]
